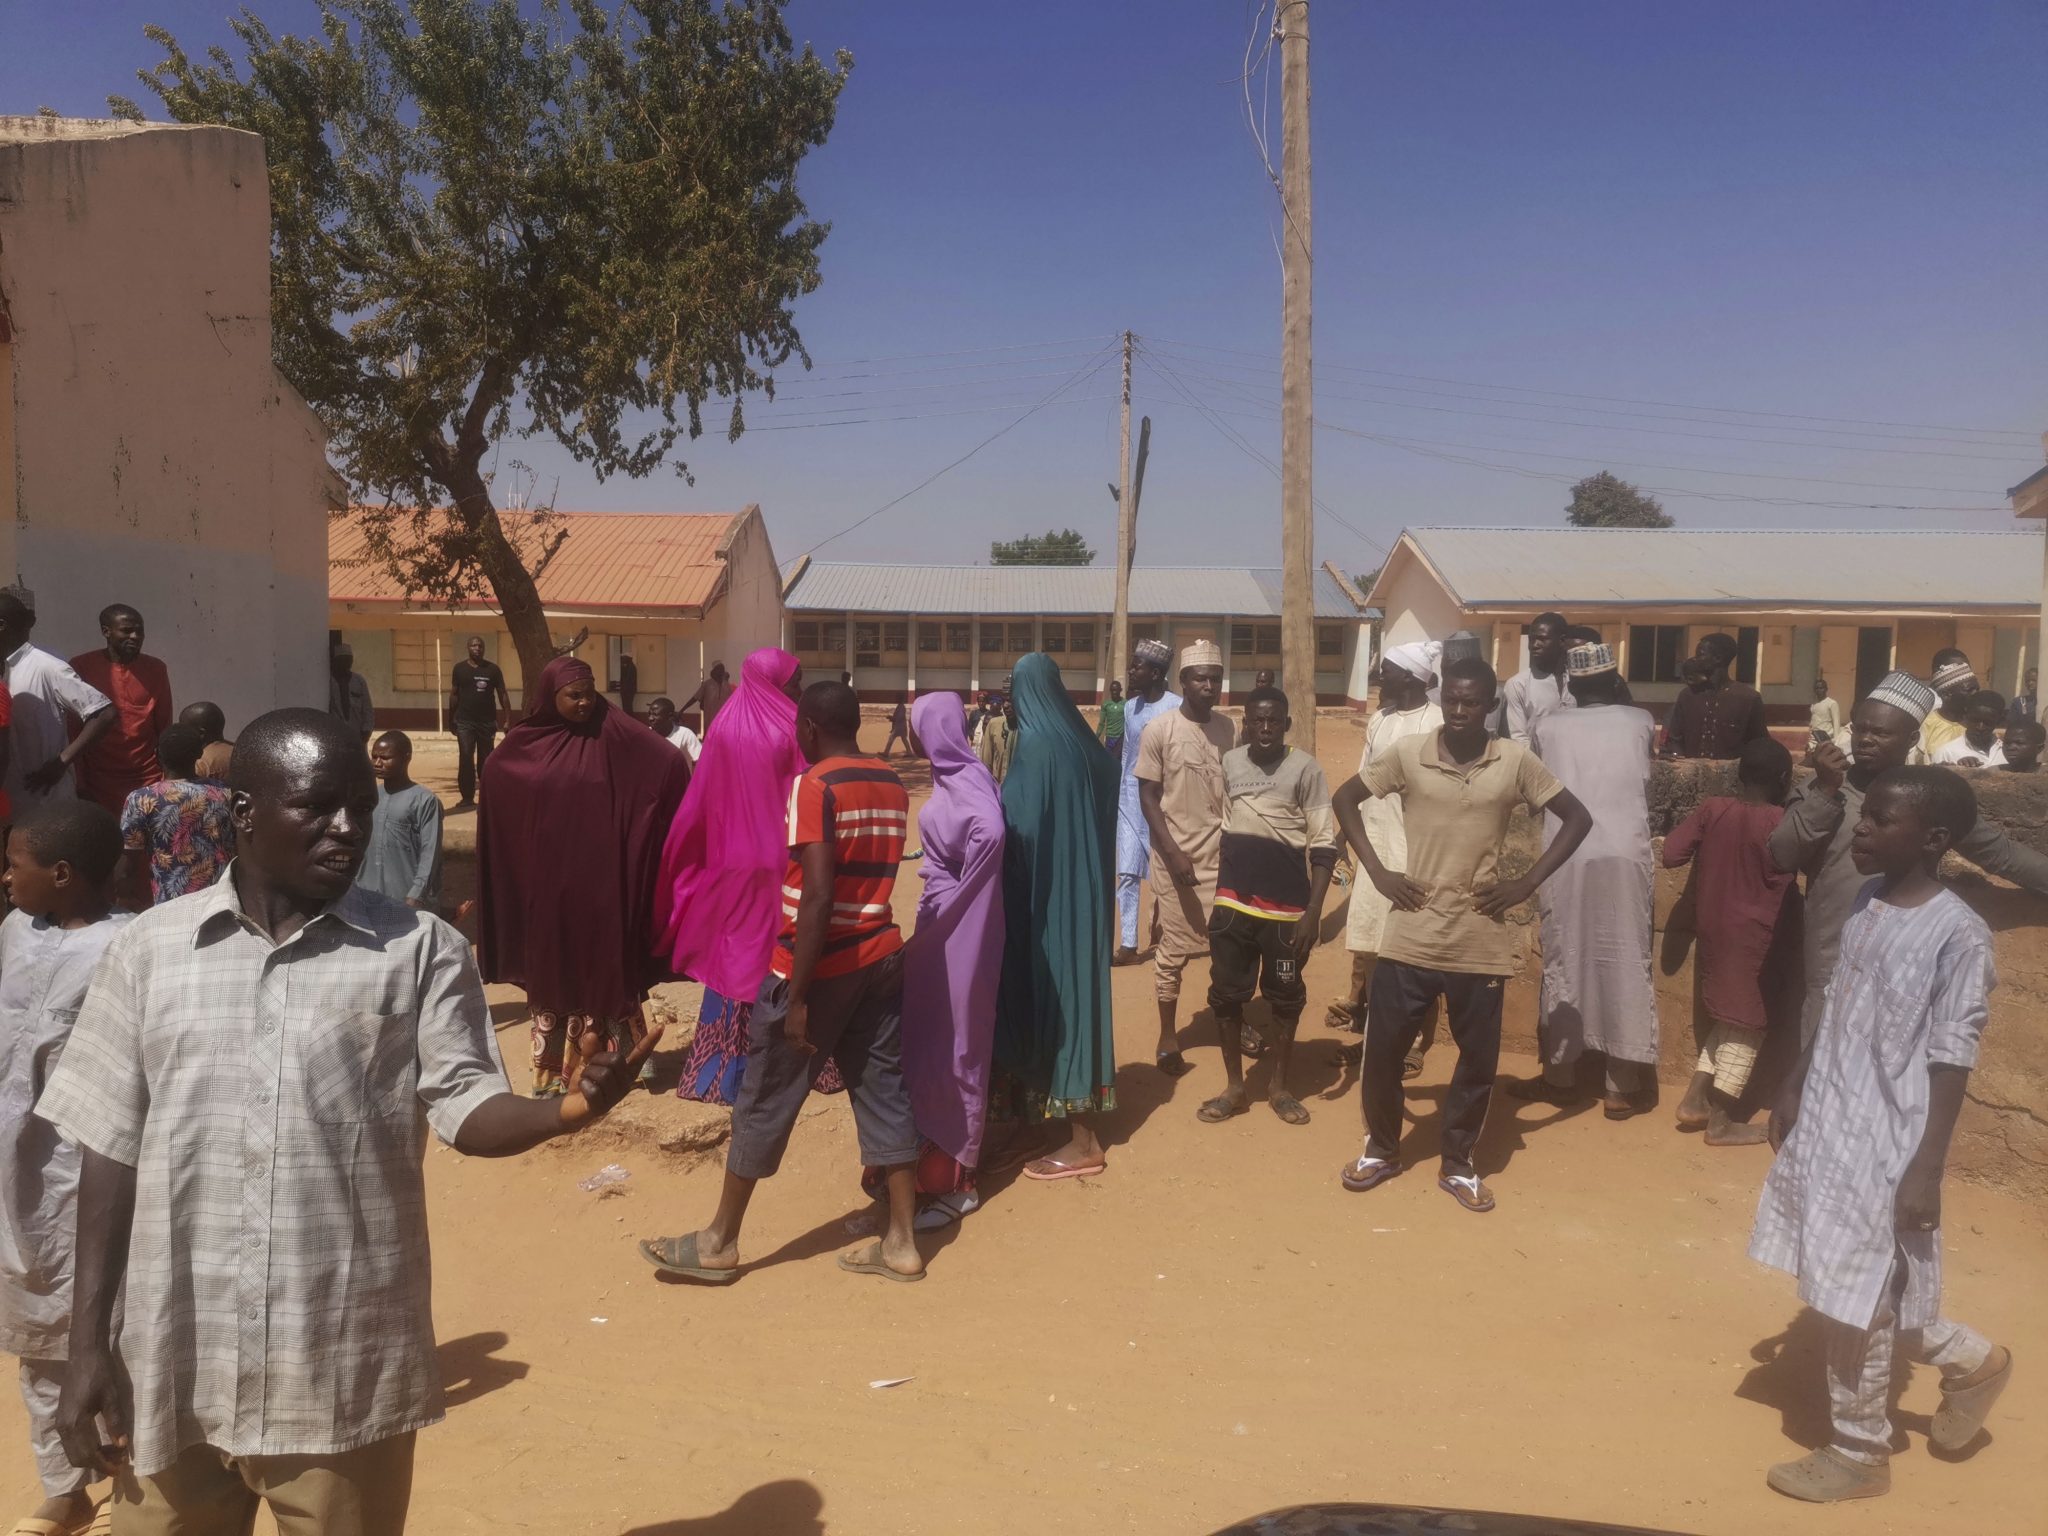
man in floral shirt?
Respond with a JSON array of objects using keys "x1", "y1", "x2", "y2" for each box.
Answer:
[{"x1": 119, "y1": 723, "x2": 233, "y2": 905}]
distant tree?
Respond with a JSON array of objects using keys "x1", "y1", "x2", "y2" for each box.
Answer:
[
  {"x1": 112, "y1": 0, "x2": 851, "y2": 699},
  {"x1": 1566, "y1": 472, "x2": 1673, "y2": 529},
  {"x1": 990, "y1": 528, "x2": 1097, "y2": 566}
]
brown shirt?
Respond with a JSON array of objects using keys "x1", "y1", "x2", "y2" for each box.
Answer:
[
  {"x1": 1361, "y1": 731, "x2": 1563, "y2": 975},
  {"x1": 1669, "y1": 680, "x2": 1767, "y2": 759},
  {"x1": 1134, "y1": 707, "x2": 1239, "y2": 880}
]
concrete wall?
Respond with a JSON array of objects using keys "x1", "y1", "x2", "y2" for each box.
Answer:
[
  {"x1": 1484, "y1": 760, "x2": 2048, "y2": 1200},
  {"x1": 0, "y1": 118, "x2": 336, "y2": 735}
]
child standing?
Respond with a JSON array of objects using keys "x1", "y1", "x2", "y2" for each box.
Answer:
[
  {"x1": 1, "y1": 801, "x2": 132, "y2": 1535},
  {"x1": 359, "y1": 730, "x2": 445, "y2": 911},
  {"x1": 1663, "y1": 737, "x2": 1802, "y2": 1145},
  {"x1": 117, "y1": 721, "x2": 232, "y2": 906},
  {"x1": 1998, "y1": 718, "x2": 2044, "y2": 773},
  {"x1": 1198, "y1": 687, "x2": 1339, "y2": 1127},
  {"x1": 639, "y1": 680, "x2": 925, "y2": 1284},
  {"x1": 1930, "y1": 692, "x2": 2007, "y2": 768},
  {"x1": 1749, "y1": 766, "x2": 2013, "y2": 1502}
]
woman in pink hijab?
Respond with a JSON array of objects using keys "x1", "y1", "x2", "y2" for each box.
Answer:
[{"x1": 654, "y1": 648, "x2": 841, "y2": 1102}]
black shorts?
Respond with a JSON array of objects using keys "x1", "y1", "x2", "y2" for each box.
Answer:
[{"x1": 1206, "y1": 905, "x2": 1307, "y2": 1021}]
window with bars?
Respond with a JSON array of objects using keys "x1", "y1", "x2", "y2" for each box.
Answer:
[
  {"x1": 882, "y1": 620, "x2": 909, "y2": 657},
  {"x1": 854, "y1": 620, "x2": 882, "y2": 668},
  {"x1": 1231, "y1": 624, "x2": 1281, "y2": 660},
  {"x1": 1317, "y1": 624, "x2": 1343, "y2": 660},
  {"x1": 391, "y1": 631, "x2": 435, "y2": 693}
]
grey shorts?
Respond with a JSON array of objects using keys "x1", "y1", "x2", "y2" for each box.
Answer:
[{"x1": 728, "y1": 950, "x2": 919, "y2": 1180}]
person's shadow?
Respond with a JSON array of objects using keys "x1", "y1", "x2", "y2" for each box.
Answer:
[
  {"x1": 436, "y1": 1330, "x2": 529, "y2": 1409},
  {"x1": 626, "y1": 1480, "x2": 826, "y2": 1534},
  {"x1": 1735, "y1": 1308, "x2": 1965, "y2": 1459}
]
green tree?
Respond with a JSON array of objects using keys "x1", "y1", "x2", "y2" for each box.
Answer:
[
  {"x1": 113, "y1": 0, "x2": 851, "y2": 697},
  {"x1": 1565, "y1": 471, "x2": 1674, "y2": 528},
  {"x1": 989, "y1": 528, "x2": 1096, "y2": 566}
]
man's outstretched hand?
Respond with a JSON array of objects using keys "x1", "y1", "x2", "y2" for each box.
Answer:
[{"x1": 560, "y1": 1021, "x2": 664, "y2": 1127}]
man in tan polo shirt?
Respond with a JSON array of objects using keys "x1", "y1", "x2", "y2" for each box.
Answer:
[{"x1": 1330, "y1": 654, "x2": 1594, "y2": 1213}]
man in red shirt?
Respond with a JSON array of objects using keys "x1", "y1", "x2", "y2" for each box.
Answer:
[
  {"x1": 640, "y1": 679, "x2": 924, "y2": 1285},
  {"x1": 70, "y1": 604, "x2": 173, "y2": 815}
]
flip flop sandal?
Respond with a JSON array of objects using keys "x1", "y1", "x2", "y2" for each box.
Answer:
[
  {"x1": 1197, "y1": 1094, "x2": 1249, "y2": 1123},
  {"x1": 1438, "y1": 1173, "x2": 1496, "y2": 1213},
  {"x1": 837, "y1": 1242, "x2": 925, "y2": 1284},
  {"x1": 637, "y1": 1233, "x2": 741, "y2": 1284},
  {"x1": 1765, "y1": 1447, "x2": 1891, "y2": 1502},
  {"x1": 1400, "y1": 1053, "x2": 1425, "y2": 1080},
  {"x1": 1269, "y1": 1092, "x2": 1311, "y2": 1126},
  {"x1": 1339, "y1": 1156, "x2": 1401, "y2": 1193},
  {"x1": 914, "y1": 1191, "x2": 980, "y2": 1233},
  {"x1": 1022, "y1": 1155, "x2": 1107, "y2": 1182},
  {"x1": 1239, "y1": 1022, "x2": 1268, "y2": 1059},
  {"x1": 1931, "y1": 1347, "x2": 2013, "y2": 1451}
]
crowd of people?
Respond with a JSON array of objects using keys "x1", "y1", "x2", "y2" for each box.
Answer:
[{"x1": 0, "y1": 591, "x2": 2034, "y2": 1529}]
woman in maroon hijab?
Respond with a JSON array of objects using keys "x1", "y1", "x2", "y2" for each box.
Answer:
[{"x1": 479, "y1": 654, "x2": 692, "y2": 1094}]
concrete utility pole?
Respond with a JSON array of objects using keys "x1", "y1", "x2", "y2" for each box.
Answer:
[
  {"x1": 1278, "y1": 0, "x2": 1316, "y2": 754},
  {"x1": 1110, "y1": 328, "x2": 1135, "y2": 691}
]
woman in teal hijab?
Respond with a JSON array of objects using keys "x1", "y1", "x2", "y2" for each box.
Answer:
[{"x1": 994, "y1": 651, "x2": 1121, "y2": 1178}]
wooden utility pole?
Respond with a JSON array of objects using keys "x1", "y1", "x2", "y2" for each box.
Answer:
[
  {"x1": 1278, "y1": 0, "x2": 1316, "y2": 754},
  {"x1": 1110, "y1": 328, "x2": 1135, "y2": 691}
]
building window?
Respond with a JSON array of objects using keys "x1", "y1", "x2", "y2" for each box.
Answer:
[
  {"x1": 882, "y1": 620, "x2": 909, "y2": 658},
  {"x1": 1233, "y1": 624, "x2": 1280, "y2": 661},
  {"x1": 794, "y1": 619, "x2": 819, "y2": 654},
  {"x1": 1007, "y1": 622, "x2": 1034, "y2": 655},
  {"x1": 979, "y1": 625, "x2": 1005, "y2": 656},
  {"x1": 917, "y1": 626, "x2": 942, "y2": 654},
  {"x1": 391, "y1": 631, "x2": 434, "y2": 693},
  {"x1": 792, "y1": 617, "x2": 843, "y2": 667},
  {"x1": 1317, "y1": 624, "x2": 1343, "y2": 660},
  {"x1": 854, "y1": 620, "x2": 882, "y2": 668},
  {"x1": 1626, "y1": 625, "x2": 1686, "y2": 684},
  {"x1": 945, "y1": 621, "x2": 971, "y2": 661},
  {"x1": 1042, "y1": 622, "x2": 1068, "y2": 655},
  {"x1": 1131, "y1": 622, "x2": 1159, "y2": 646},
  {"x1": 1070, "y1": 622, "x2": 1096, "y2": 658}
]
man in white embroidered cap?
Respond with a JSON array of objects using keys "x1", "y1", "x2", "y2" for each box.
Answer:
[
  {"x1": 1135, "y1": 641, "x2": 1234, "y2": 1077},
  {"x1": 1771, "y1": 670, "x2": 2048, "y2": 1047},
  {"x1": 1513, "y1": 642, "x2": 1661, "y2": 1118}
]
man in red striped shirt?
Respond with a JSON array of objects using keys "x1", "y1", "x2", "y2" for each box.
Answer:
[{"x1": 641, "y1": 680, "x2": 925, "y2": 1286}]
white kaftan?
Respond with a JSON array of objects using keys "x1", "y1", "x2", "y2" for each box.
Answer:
[
  {"x1": 1530, "y1": 705, "x2": 1658, "y2": 1067},
  {"x1": 1749, "y1": 885, "x2": 1994, "y2": 1330}
]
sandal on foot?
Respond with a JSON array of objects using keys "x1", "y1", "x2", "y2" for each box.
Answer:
[
  {"x1": 1340, "y1": 1155, "x2": 1401, "y2": 1193},
  {"x1": 914, "y1": 1190, "x2": 980, "y2": 1233},
  {"x1": 1438, "y1": 1173, "x2": 1496, "y2": 1213},
  {"x1": 1022, "y1": 1154, "x2": 1106, "y2": 1182},
  {"x1": 638, "y1": 1233, "x2": 741, "y2": 1285},
  {"x1": 1603, "y1": 1090, "x2": 1656, "y2": 1121},
  {"x1": 837, "y1": 1241, "x2": 925, "y2": 1284},
  {"x1": 1239, "y1": 1021, "x2": 1267, "y2": 1059},
  {"x1": 1197, "y1": 1093, "x2": 1249, "y2": 1123},
  {"x1": 1269, "y1": 1091, "x2": 1311, "y2": 1126},
  {"x1": 1323, "y1": 1001, "x2": 1360, "y2": 1032},
  {"x1": 1766, "y1": 1447, "x2": 1890, "y2": 1502},
  {"x1": 1401, "y1": 1052, "x2": 1425, "y2": 1080},
  {"x1": 1155, "y1": 1049, "x2": 1193, "y2": 1078},
  {"x1": 1931, "y1": 1346, "x2": 2013, "y2": 1451}
]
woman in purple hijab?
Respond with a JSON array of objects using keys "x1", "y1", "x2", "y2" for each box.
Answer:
[{"x1": 870, "y1": 691, "x2": 1007, "y2": 1226}]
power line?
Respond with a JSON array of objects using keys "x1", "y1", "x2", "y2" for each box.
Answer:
[
  {"x1": 1144, "y1": 335, "x2": 2037, "y2": 439},
  {"x1": 1142, "y1": 346, "x2": 1387, "y2": 559},
  {"x1": 1142, "y1": 347, "x2": 2033, "y2": 457},
  {"x1": 790, "y1": 343, "x2": 1120, "y2": 560},
  {"x1": 744, "y1": 394, "x2": 1118, "y2": 431}
]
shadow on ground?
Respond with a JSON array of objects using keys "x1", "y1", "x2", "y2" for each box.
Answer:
[
  {"x1": 1207, "y1": 1504, "x2": 1689, "y2": 1535},
  {"x1": 625, "y1": 1479, "x2": 826, "y2": 1534}
]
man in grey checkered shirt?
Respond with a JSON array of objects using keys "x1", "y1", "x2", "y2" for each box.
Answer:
[{"x1": 34, "y1": 708, "x2": 657, "y2": 1536}]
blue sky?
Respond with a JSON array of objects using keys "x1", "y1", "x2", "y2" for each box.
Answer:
[{"x1": 6, "y1": 0, "x2": 2044, "y2": 575}]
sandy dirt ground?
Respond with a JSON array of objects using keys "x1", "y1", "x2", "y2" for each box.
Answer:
[{"x1": 5, "y1": 714, "x2": 2044, "y2": 1536}]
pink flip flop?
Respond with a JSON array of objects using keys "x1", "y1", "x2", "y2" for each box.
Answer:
[{"x1": 1022, "y1": 1155, "x2": 1106, "y2": 1182}]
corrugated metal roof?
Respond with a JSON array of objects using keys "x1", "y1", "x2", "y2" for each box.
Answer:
[
  {"x1": 330, "y1": 509, "x2": 744, "y2": 611},
  {"x1": 1385, "y1": 527, "x2": 2045, "y2": 609},
  {"x1": 785, "y1": 564, "x2": 1365, "y2": 619}
]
